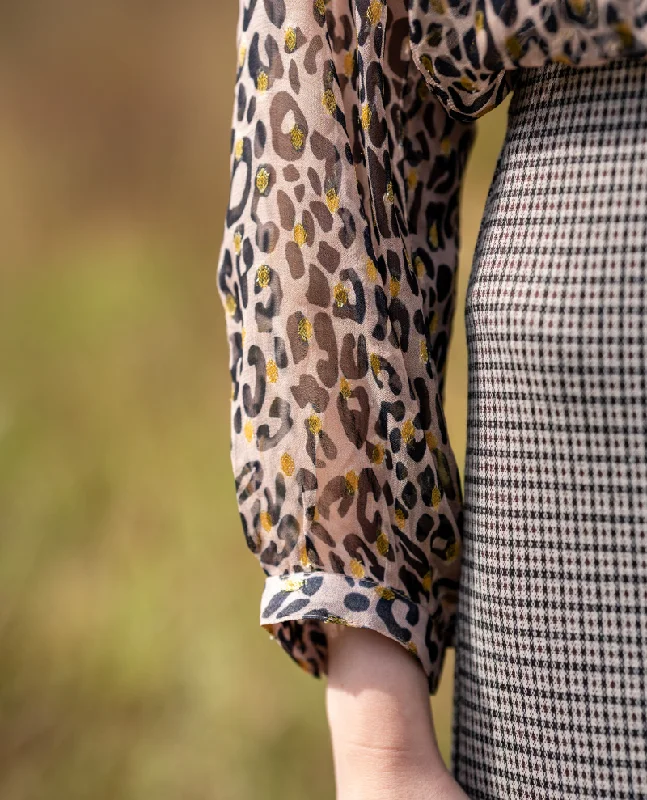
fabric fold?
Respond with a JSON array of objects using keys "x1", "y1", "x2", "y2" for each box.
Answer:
[{"x1": 407, "y1": 0, "x2": 647, "y2": 121}]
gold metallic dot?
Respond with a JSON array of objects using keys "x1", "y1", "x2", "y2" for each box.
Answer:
[
  {"x1": 367, "y1": 0, "x2": 383, "y2": 24},
  {"x1": 314, "y1": 0, "x2": 326, "y2": 14},
  {"x1": 266, "y1": 359, "x2": 279, "y2": 383},
  {"x1": 256, "y1": 264, "x2": 270, "y2": 287},
  {"x1": 322, "y1": 88, "x2": 337, "y2": 114},
  {"x1": 361, "y1": 103, "x2": 372, "y2": 130},
  {"x1": 371, "y1": 443, "x2": 384, "y2": 464},
  {"x1": 554, "y1": 53, "x2": 573, "y2": 66},
  {"x1": 407, "y1": 170, "x2": 418, "y2": 190},
  {"x1": 333, "y1": 282, "x2": 348, "y2": 307},
  {"x1": 615, "y1": 21, "x2": 633, "y2": 47},
  {"x1": 294, "y1": 223, "x2": 307, "y2": 246},
  {"x1": 283, "y1": 575, "x2": 305, "y2": 591},
  {"x1": 285, "y1": 27, "x2": 297, "y2": 52},
  {"x1": 290, "y1": 124, "x2": 305, "y2": 150},
  {"x1": 325, "y1": 187, "x2": 340, "y2": 213},
  {"x1": 420, "y1": 339, "x2": 429, "y2": 363},
  {"x1": 244, "y1": 419, "x2": 254, "y2": 442},
  {"x1": 339, "y1": 377, "x2": 352, "y2": 398},
  {"x1": 326, "y1": 614, "x2": 349, "y2": 625},
  {"x1": 431, "y1": 485, "x2": 442, "y2": 508},
  {"x1": 297, "y1": 316, "x2": 312, "y2": 341},
  {"x1": 431, "y1": 0, "x2": 445, "y2": 11},
  {"x1": 406, "y1": 641, "x2": 418, "y2": 656},
  {"x1": 420, "y1": 54, "x2": 434, "y2": 76},
  {"x1": 241, "y1": 327, "x2": 246, "y2": 344},
  {"x1": 446, "y1": 540, "x2": 460, "y2": 561},
  {"x1": 414, "y1": 256, "x2": 425, "y2": 278},
  {"x1": 234, "y1": 138, "x2": 244, "y2": 159},
  {"x1": 299, "y1": 543, "x2": 310, "y2": 566},
  {"x1": 256, "y1": 71, "x2": 269, "y2": 92},
  {"x1": 475, "y1": 9, "x2": 484, "y2": 30},
  {"x1": 428, "y1": 221, "x2": 439, "y2": 248},
  {"x1": 307, "y1": 413, "x2": 322, "y2": 435},
  {"x1": 460, "y1": 75, "x2": 477, "y2": 92},
  {"x1": 389, "y1": 277, "x2": 400, "y2": 297},
  {"x1": 395, "y1": 508, "x2": 406, "y2": 529},
  {"x1": 345, "y1": 470, "x2": 359, "y2": 494},
  {"x1": 429, "y1": 312, "x2": 438, "y2": 333},
  {"x1": 422, "y1": 571, "x2": 432, "y2": 591},
  {"x1": 350, "y1": 558, "x2": 365, "y2": 579},
  {"x1": 344, "y1": 50, "x2": 355, "y2": 78},
  {"x1": 570, "y1": 0, "x2": 587, "y2": 16},
  {"x1": 377, "y1": 585, "x2": 396, "y2": 602},
  {"x1": 402, "y1": 419, "x2": 415, "y2": 444},
  {"x1": 281, "y1": 452, "x2": 295, "y2": 476},
  {"x1": 238, "y1": 43, "x2": 247, "y2": 67},
  {"x1": 376, "y1": 530, "x2": 390, "y2": 555},
  {"x1": 225, "y1": 294, "x2": 237, "y2": 315},
  {"x1": 385, "y1": 181, "x2": 394, "y2": 204},
  {"x1": 260, "y1": 511, "x2": 273, "y2": 531},
  {"x1": 310, "y1": 504, "x2": 320, "y2": 522},
  {"x1": 425, "y1": 431, "x2": 438, "y2": 450},
  {"x1": 370, "y1": 352, "x2": 381, "y2": 375},
  {"x1": 256, "y1": 167, "x2": 270, "y2": 194},
  {"x1": 366, "y1": 257, "x2": 378, "y2": 281},
  {"x1": 233, "y1": 231, "x2": 242, "y2": 254},
  {"x1": 506, "y1": 35, "x2": 522, "y2": 60},
  {"x1": 436, "y1": 456, "x2": 451, "y2": 487}
]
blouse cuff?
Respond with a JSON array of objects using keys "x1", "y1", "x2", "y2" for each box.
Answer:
[{"x1": 259, "y1": 571, "x2": 452, "y2": 695}]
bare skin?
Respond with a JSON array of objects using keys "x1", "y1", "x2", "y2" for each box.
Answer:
[{"x1": 326, "y1": 627, "x2": 469, "y2": 800}]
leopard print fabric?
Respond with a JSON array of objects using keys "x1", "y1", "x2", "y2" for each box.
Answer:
[
  {"x1": 217, "y1": 0, "x2": 475, "y2": 693},
  {"x1": 409, "y1": 0, "x2": 647, "y2": 122}
]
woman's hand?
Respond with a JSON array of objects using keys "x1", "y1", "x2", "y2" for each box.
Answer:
[{"x1": 326, "y1": 626, "x2": 469, "y2": 800}]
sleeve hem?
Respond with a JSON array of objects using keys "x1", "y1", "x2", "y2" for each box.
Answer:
[{"x1": 259, "y1": 571, "x2": 448, "y2": 695}]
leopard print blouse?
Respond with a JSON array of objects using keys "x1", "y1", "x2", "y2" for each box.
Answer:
[
  {"x1": 410, "y1": 0, "x2": 647, "y2": 122},
  {"x1": 217, "y1": 0, "x2": 646, "y2": 695}
]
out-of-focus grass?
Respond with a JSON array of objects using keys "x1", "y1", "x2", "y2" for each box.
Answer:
[
  {"x1": 0, "y1": 3, "x2": 508, "y2": 798},
  {"x1": 0, "y1": 234, "x2": 337, "y2": 800}
]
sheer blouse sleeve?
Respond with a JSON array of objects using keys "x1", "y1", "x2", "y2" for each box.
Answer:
[{"x1": 217, "y1": 0, "x2": 476, "y2": 694}]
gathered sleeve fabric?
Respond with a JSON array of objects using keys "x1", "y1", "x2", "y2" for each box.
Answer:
[
  {"x1": 408, "y1": 0, "x2": 647, "y2": 122},
  {"x1": 216, "y1": 0, "x2": 475, "y2": 695}
]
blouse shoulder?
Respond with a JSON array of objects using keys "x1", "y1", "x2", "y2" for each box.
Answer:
[{"x1": 408, "y1": 0, "x2": 647, "y2": 121}]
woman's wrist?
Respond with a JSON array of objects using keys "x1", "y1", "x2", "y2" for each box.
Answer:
[{"x1": 325, "y1": 627, "x2": 446, "y2": 773}]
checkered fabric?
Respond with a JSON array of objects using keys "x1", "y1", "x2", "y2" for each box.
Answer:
[{"x1": 451, "y1": 58, "x2": 647, "y2": 799}]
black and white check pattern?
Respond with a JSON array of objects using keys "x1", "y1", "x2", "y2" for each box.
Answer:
[{"x1": 451, "y1": 58, "x2": 647, "y2": 799}]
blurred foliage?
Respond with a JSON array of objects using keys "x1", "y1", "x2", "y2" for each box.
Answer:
[{"x1": 0, "y1": 2, "x2": 508, "y2": 798}]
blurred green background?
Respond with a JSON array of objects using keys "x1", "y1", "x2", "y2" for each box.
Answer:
[{"x1": 0, "y1": 3, "x2": 508, "y2": 798}]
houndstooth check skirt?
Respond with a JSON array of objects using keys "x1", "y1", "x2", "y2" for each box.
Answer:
[{"x1": 452, "y1": 58, "x2": 647, "y2": 799}]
